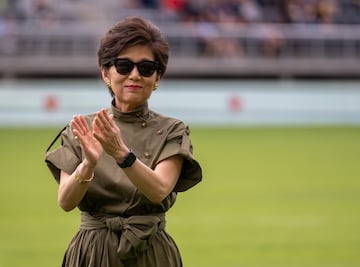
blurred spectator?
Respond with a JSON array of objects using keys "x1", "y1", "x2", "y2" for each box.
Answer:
[
  {"x1": 0, "y1": 12, "x2": 16, "y2": 55},
  {"x1": 179, "y1": 0, "x2": 245, "y2": 57},
  {"x1": 284, "y1": 0, "x2": 319, "y2": 23},
  {"x1": 1, "y1": 0, "x2": 58, "y2": 25},
  {"x1": 257, "y1": 24, "x2": 285, "y2": 57},
  {"x1": 237, "y1": 0, "x2": 263, "y2": 23},
  {"x1": 121, "y1": 0, "x2": 147, "y2": 9},
  {"x1": 29, "y1": 0, "x2": 57, "y2": 26},
  {"x1": 141, "y1": 0, "x2": 159, "y2": 9},
  {"x1": 203, "y1": 36, "x2": 243, "y2": 57},
  {"x1": 317, "y1": 0, "x2": 340, "y2": 24},
  {"x1": 161, "y1": 0, "x2": 186, "y2": 13},
  {"x1": 350, "y1": 0, "x2": 360, "y2": 24},
  {"x1": 1, "y1": 0, "x2": 27, "y2": 21}
]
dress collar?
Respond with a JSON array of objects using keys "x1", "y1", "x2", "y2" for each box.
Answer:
[{"x1": 110, "y1": 100, "x2": 149, "y2": 123}]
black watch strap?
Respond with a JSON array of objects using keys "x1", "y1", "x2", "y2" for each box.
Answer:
[{"x1": 117, "y1": 149, "x2": 136, "y2": 168}]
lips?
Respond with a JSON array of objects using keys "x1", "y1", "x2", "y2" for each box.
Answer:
[{"x1": 126, "y1": 85, "x2": 142, "y2": 90}]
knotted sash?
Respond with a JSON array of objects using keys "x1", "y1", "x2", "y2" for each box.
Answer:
[{"x1": 80, "y1": 211, "x2": 165, "y2": 259}]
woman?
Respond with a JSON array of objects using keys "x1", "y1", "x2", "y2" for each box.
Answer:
[{"x1": 45, "y1": 16, "x2": 202, "y2": 267}]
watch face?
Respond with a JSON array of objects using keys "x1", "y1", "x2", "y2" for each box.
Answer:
[
  {"x1": 118, "y1": 151, "x2": 136, "y2": 168},
  {"x1": 125, "y1": 152, "x2": 136, "y2": 166}
]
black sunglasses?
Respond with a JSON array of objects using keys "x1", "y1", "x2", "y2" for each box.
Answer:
[{"x1": 109, "y1": 58, "x2": 159, "y2": 77}]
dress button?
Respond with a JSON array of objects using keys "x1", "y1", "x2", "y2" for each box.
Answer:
[
  {"x1": 156, "y1": 129, "x2": 163, "y2": 135},
  {"x1": 141, "y1": 122, "x2": 147, "y2": 128},
  {"x1": 144, "y1": 152, "x2": 151, "y2": 158}
]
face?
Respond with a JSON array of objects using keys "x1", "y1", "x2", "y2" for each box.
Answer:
[{"x1": 101, "y1": 44, "x2": 160, "y2": 112}]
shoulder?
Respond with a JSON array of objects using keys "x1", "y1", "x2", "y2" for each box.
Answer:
[
  {"x1": 149, "y1": 109, "x2": 186, "y2": 130},
  {"x1": 148, "y1": 110, "x2": 193, "y2": 143}
]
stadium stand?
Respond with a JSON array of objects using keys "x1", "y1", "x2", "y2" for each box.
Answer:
[{"x1": 1, "y1": 0, "x2": 360, "y2": 78}]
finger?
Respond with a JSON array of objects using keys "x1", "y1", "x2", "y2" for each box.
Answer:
[
  {"x1": 99, "y1": 109, "x2": 111, "y2": 125},
  {"x1": 96, "y1": 109, "x2": 112, "y2": 130},
  {"x1": 92, "y1": 119, "x2": 100, "y2": 138},
  {"x1": 72, "y1": 129, "x2": 85, "y2": 145},
  {"x1": 93, "y1": 116, "x2": 104, "y2": 133},
  {"x1": 72, "y1": 115, "x2": 88, "y2": 134},
  {"x1": 92, "y1": 118, "x2": 105, "y2": 143},
  {"x1": 92, "y1": 118, "x2": 98, "y2": 133},
  {"x1": 108, "y1": 113, "x2": 115, "y2": 124},
  {"x1": 71, "y1": 116, "x2": 83, "y2": 135},
  {"x1": 78, "y1": 115, "x2": 90, "y2": 134},
  {"x1": 92, "y1": 130, "x2": 106, "y2": 147},
  {"x1": 102, "y1": 109, "x2": 114, "y2": 125},
  {"x1": 77, "y1": 115, "x2": 86, "y2": 127}
]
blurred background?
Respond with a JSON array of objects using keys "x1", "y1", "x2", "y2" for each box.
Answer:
[
  {"x1": 1, "y1": 0, "x2": 360, "y2": 267},
  {"x1": 1, "y1": 0, "x2": 360, "y2": 126},
  {"x1": 1, "y1": 0, "x2": 360, "y2": 79}
]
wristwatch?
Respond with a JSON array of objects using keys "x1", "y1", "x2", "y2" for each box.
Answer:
[{"x1": 117, "y1": 149, "x2": 136, "y2": 168}]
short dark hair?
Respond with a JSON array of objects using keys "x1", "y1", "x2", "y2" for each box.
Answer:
[{"x1": 97, "y1": 16, "x2": 169, "y2": 77}]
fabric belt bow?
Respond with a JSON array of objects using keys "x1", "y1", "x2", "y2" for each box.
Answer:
[{"x1": 80, "y1": 211, "x2": 165, "y2": 259}]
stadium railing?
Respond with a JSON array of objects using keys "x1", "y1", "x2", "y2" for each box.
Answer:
[{"x1": 1, "y1": 21, "x2": 360, "y2": 78}]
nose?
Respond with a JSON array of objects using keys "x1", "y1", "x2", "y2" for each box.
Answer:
[{"x1": 128, "y1": 65, "x2": 141, "y2": 80}]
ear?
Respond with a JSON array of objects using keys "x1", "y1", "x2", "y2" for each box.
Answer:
[{"x1": 101, "y1": 67, "x2": 110, "y2": 83}]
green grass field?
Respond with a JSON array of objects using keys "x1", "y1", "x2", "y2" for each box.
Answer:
[{"x1": 0, "y1": 126, "x2": 359, "y2": 267}]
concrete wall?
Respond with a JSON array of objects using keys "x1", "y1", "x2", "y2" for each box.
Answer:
[{"x1": 1, "y1": 79, "x2": 360, "y2": 127}]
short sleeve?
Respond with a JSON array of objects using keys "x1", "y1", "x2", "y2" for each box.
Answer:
[
  {"x1": 158, "y1": 122, "x2": 202, "y2": 192},
  {"x1": 45, "y1": 125, "x2": 82, "y2": 184}
]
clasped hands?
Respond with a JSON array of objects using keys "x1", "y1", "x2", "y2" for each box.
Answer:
[{"x1": 71, "y1": 109, "x2": 128, "y2": 167}]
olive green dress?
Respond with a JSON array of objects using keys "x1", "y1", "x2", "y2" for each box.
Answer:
[{"x1": 45, "y1": 101, "x2": 202, "y2": 267}]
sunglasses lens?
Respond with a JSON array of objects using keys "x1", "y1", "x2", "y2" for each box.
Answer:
[
  {"x1": 112, "y1": 59, "x2": 158, "y2": 77},
  {"x1": 115, "y1": 60, "x2": 134, "y2": 75},
  {"x1": 137, "y1": 61, "x2": 156, "y2": 77}
]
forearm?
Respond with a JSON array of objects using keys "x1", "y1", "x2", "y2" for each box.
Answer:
[
  {"x1": 121, "y1": 156, "x2": 183, "y2": 204},
  {"x1": 123, "y1": 161, "x2": 167, "y2": 203},
  {"x1": 58, "y1": 161, "x2": 95, "y2": 211}
]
